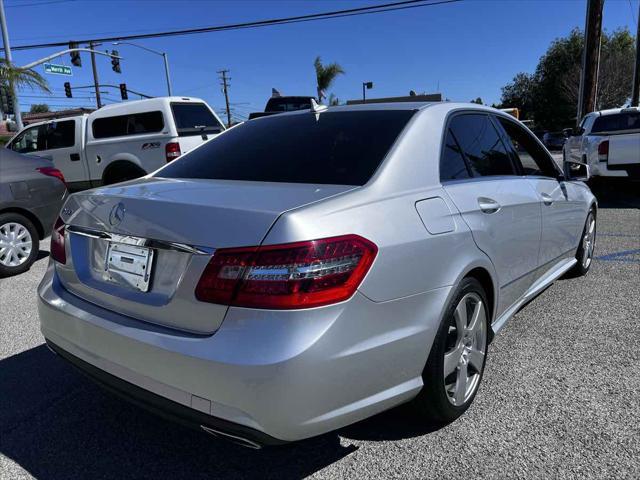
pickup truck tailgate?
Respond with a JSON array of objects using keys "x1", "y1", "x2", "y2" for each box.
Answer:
[{"x1": 608, "y1": 133, "x2": 640, "y2": 165}]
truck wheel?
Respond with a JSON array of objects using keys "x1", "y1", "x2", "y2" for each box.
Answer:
[
  {"x1": 103, "y1": 163, "x2": 146, "y2": 186},
  {"x1": 0, "y1": 213, "x2": 40, "y2": 277}
]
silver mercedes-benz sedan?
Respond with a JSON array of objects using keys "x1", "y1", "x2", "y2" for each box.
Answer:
[{"x1": 38, "y1": 102, "x2": 596, "y2": 448}]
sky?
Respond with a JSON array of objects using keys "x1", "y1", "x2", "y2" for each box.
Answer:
[{"x1": 5, "y1": 0, "x2": 639, "y2": 121}]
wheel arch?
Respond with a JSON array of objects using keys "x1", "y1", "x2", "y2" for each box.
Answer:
[
  {"x1": 102, "y1": 159, "x2": 147, "y2": 185},
  {"x1": 0, "y1": 207, "x2": 45, "y2": 239}
]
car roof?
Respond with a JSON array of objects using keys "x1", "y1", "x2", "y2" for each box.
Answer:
[{"x1": 90, "y1": 96, "x2": 207, "y2": 118}]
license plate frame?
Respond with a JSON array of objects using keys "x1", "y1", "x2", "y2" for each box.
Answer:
[{"x1": 105, "y1": 241, "x2": 154, "y2": 292}]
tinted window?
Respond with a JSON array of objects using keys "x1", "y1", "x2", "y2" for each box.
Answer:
[
  {"x1": 497, "y1": 117, "x2": 558, "y2": 177},
  {"x1": 46, "y1": 120, "x2": 75, "y2": 149},
  {"x1": 92, "y1": 111, "x2": 164, "y2": 139},
  {"x1": 449, "y1": 114, "x2": 516, "y2": 177},
  {"x1": 591, "y1": 112, "x2": 640, "y2": 133},
  {"x1": 266, "y1": 97, "x2": 313, "y2": 112},
  {"x1": 171, "y1": 103, "x2": 224, "y2": 136},
  {"x1": 440, "y1": 128, "x2": 471, "y2": 181},
  {"x1": 158, "y1": 110, "x2": 415, "y2": 186}
]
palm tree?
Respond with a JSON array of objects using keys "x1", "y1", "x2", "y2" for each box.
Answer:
[
  {"x1": 0, "y1": 57, "x2": 50, "y2": 93},
  {"x1": 314, "y1": 56, "x2": 344, "y2": 103}
]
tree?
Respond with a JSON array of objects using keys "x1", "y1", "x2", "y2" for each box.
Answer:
[
  {"x1": 29, "y1": 103, "x2": 50, "y2": 113},
  {"x1": 499, "y1": 28, "x2": 636, "y2": 130},
  {"x1": 314, "y1": 56, "x2": 344, "y2": 103},
  {"x1": 0, "y1": 58, "x2": 50, "y2": 93},
  {"x1": 470, "y1": 97, "x2": 484, "y2": 105},
  {"x1": 328, "y1": 93, "x2": 340, "y2": 106}
]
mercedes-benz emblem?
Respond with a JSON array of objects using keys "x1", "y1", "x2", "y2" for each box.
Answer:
[{"x1": 109, "y1": 202, "x2": 126, "y2": 226}]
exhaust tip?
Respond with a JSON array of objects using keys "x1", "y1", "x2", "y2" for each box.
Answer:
[{"x1": 201, "y1": 425, "x2": 262, "y2": 449}]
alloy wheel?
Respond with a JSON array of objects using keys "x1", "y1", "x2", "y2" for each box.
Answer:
[
  {"x1": 0, "y1": 222, "x2": 33, "y2": 267},
  {"x1": 582, "y1": 213, "x2": 596, "y2": 269},
  {"x1": 444, "y1": 292, "x2": 487, "y2": 406}
]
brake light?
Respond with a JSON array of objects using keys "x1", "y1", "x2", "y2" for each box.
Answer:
[
  {"x1": 165, "y1": 142, "x2": 181, "y2": 162},
  {"x1": 195, "y1": 235, "x2": 377, "y2": 309},
  {"x1": 598, "y1": 140, "x2": 609, "y2": 161},
  {"x1": 37, "y1": 166, "x2": 66, "y2": 187},
  {"x1": 51, "y1": 216, "x2": 66, "y2": 264}
]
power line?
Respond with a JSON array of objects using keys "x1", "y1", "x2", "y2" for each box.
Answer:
[
  {"x1": 6, "y1": 0, "x2": 76, "y2": 8},
  {"x1": 2, "y1": 0, "x2": 462, "y2": 52}
]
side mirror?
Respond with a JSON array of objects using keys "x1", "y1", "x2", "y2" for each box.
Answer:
[
  {"x1": 562, "y1": 128, "x2": 572, "y2": 138},
  {"x1": 564, "y1": 160, "x2": 590, "y2": 182}
]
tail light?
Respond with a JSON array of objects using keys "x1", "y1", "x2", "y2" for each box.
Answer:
[
  {"x1": 165, "y1": 142, "x2": 181, "y2": 162},
  {"x1": 37, "y1": 166, "x2": 66, "y2": 187},
  {"x1": 51, "y1": 216, "x2": 66, "y2": 264},
  {"x1": 195, "y1": 235, "x2": 377, "y2": 309},
  {"x1": 598, "y1": 140, "x2": 609, "y2": 162}
]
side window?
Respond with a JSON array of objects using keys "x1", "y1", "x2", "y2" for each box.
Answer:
[
  {"x1": 92, "y1": 111, "x2": 164, "y2": 139},
  {"x1": 496, "y1": 117, "x2": 558, "y2": 177},
  {"x1": 11, "y1": 125, "x2": 45, "y2": 154},
  {"x1": 46, "y1": 120, "x2": 75, "y2": 150},
  {"x1": 440, "y1": 127, "x2": 471, "y2": 181},
  {"x1": 449, "y1": 114, "x2": 516, "y2": 177}
]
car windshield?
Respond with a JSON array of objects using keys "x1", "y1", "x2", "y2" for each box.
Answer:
[{"x1": 157, "y1": 110, "x2": 415, "y2": 186}]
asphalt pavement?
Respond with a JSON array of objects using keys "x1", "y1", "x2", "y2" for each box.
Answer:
[{"x1": 1, "y1": 181, "x2": 638, "y2": 479}]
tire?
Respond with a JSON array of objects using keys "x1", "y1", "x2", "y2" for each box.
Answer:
[
  {"x1": 103, "y1": 163, "x2": 146, "y2": 186},
  {"x1": 411, "y1": 277, "x2": 489, "y2": 425},
  {"x1": 567, "y1": 209, "x2": 596, "y2": 278},
  {"x1": 0, "y1": 213, "x2": 40, "y2": 277}
]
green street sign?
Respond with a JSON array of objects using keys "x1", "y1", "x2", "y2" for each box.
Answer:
[{"x1": 44, "y1": 63, "x2": 72, "y2": 76}]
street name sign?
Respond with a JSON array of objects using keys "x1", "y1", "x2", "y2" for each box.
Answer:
[{"x1": 44, "y1": 63, "x2": 72, "y2": 76}]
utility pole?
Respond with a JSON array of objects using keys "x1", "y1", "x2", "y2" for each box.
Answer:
[
  {"x1": 631, "y1": 2, "x2": 640, "y2": 106},
  {"x1": 576, "y1": 0, "x2": 604, "y2": 124},
  {"x1": 89, "y1": 41, "x2": 102, "y2": 108},
  {"x1": 218, "y1": 69, "x2": 231, "y2": 127},
  {"x1": 0, "y1": 0, "x2": 23, "y2": 130}
]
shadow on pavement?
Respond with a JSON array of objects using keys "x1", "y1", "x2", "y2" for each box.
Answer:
[
  {"x1": 0, "y1": 345, "x2": 433, "y2": 479},
  {"x1": 589, "y1": 179, "x2": 640, "y2": 209}
]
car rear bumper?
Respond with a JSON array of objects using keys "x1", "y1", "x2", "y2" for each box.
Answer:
[{"x1": 38, "y1": 263, "x2": 449, "y2": 442}]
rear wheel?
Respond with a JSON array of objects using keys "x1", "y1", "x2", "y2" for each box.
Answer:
[
  {"x1": 567, "y1": 209, "x2": 596, "y2": 277},
  {"x1": 103, "y1": 163, "x2": 146, "y2": 186},
  {"x1": 412, "y1": 277, "x2": 489, "y2": 424},
  {"x1": 0, "y1": 213, "x2": 40, "y2": 277}
]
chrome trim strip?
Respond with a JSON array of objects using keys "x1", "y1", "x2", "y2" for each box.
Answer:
[{"x1": 66, "y1": 225, "x2": 214, "y2": 255}]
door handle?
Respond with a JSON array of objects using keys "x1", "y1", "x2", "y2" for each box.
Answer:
[
  {"x1": 541, "y1": 193, "x2": 554, "y2": 206},
  {"x1": 478, "y1": 197, "x2": 501, "y2": 214},
  {"x1": 70, "y1": 153, "x2": 81, "y2": 162}
]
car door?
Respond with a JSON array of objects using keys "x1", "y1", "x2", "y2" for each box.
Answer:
[
  {"x1": 494, "y1": 115, "x2": 583, "y2": 269},
  {"x1": 441, "y1": 112, "x2": 542, "y2": 316}
]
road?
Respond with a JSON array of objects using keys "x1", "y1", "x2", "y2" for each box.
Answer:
[{"x1": 1, "y1": 181, "x2": 639, "y2": 479}]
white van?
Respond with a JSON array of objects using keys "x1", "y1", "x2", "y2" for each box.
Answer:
[{"x1": 6, "y1": 97, "x2": 225, "y2": 191}]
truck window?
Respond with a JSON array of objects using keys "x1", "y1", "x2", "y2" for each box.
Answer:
[
  {"x1": 92, "y1": 111, "x2": 164, "y2": 139},
  {"x1": 46, "y1": 120, "x2": 75, "y2": 149},
  {"x1": 158, "y1": 110, "x2": 415, "y2": 186},
  {"x1": 265, "y1": 97, "x2": 312, "y2": 112},
  {"x1": 11, "y1": 125, "x2": 46, "y2": 154},
  {"x1": 591, "y1": 112, "x2": 640, "y2": 133},
  {"x1": 170, "y1": 103, "x2": 224, "y2": 136}
]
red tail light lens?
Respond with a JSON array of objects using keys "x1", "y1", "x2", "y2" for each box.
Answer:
[
  {"x1": 165, "y1": 142, "x2": 181, "y2": 162},
  {"x1": 195, "y1": 235, "x2": 378, "y2": 309},
  {"x1": 51, "y1": 216, "x2": 66, "y2": 264},
  {"x1": 37, "y1": 166, "x2": 67, "y2": 187},
  {"x1": 598, "y1": 140, "x2": 609, "y2": 161}
]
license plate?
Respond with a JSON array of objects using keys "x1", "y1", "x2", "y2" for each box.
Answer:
[{"x1": 105, "y1": 242, "x2": 154, "y2": 292}]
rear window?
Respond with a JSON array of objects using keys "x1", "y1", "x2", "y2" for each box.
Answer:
[
  {"x1": 158, "y1": 110, "x2": 415, "y2": 186},
  {"x1": 591, "y1": 111, "x2": 640, "y2": 133},
  {"x1": 92, "y1": 111, "x2": 164, "y2": 139},
  {"x1": 266, "y1": 97, "x2": 313, "y2": 112},
  {"x1": 171, "y1": 103, "x2": 224, "y2": 136}
]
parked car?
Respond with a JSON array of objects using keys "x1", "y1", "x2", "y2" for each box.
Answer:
[
  {"x1": 248, "y1": 96, "x2": 316, "y2": 119},
  {"x1": 0, "y1": 149, "x2": 66, "y2": 276},
  {"x1": 542, "y1": 131, "x2": 566, "y2": 150},
  {"x1": 39, "y1": 102, "x2": 596, "y2": 448},
  {"x1": 5, "y1": 97, "x2": 225, "y2": 191},
  {"x1": 563, "y1": 106, "x2": 640, "y2": 180}
]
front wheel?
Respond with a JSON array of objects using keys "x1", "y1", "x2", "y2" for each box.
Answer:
[
  {"x1": 0, "y1": 213, "x2": 40, "y2": 277},
  {"x1": 567, "y1": 209, "x2": 596, "y2": 277},
  {"x1": 411, "y1": 277, "x2": 489, "y2": 424}
]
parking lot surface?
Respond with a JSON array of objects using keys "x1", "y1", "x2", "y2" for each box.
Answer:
[{"x1": 1, "y1": 181, "x2": 638, "y2": 479}]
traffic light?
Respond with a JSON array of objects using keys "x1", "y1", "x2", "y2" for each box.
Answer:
[
  {"x1": 119, "y1": 83, "x2": 128, "y2": 100},
  {"x1": 111, "y1": 50, "x2": 121, "y2": 73},
  {"x1": 69, "y1": 41, "x2": 81, "y2": 67},
  {"x1": 0, "y1": 86, "x2": 14, "y2": 114},
  {"x1": 64, "y1": 82, "x2": 72, "y2": 98}
]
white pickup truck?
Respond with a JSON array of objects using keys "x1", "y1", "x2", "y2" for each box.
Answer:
[
  {"x1": 563, "y1": 107, "x2": 640, "y2": 180},
  {"x1": 5, "y1": 97, "x2": 225, "y2": 191}
]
